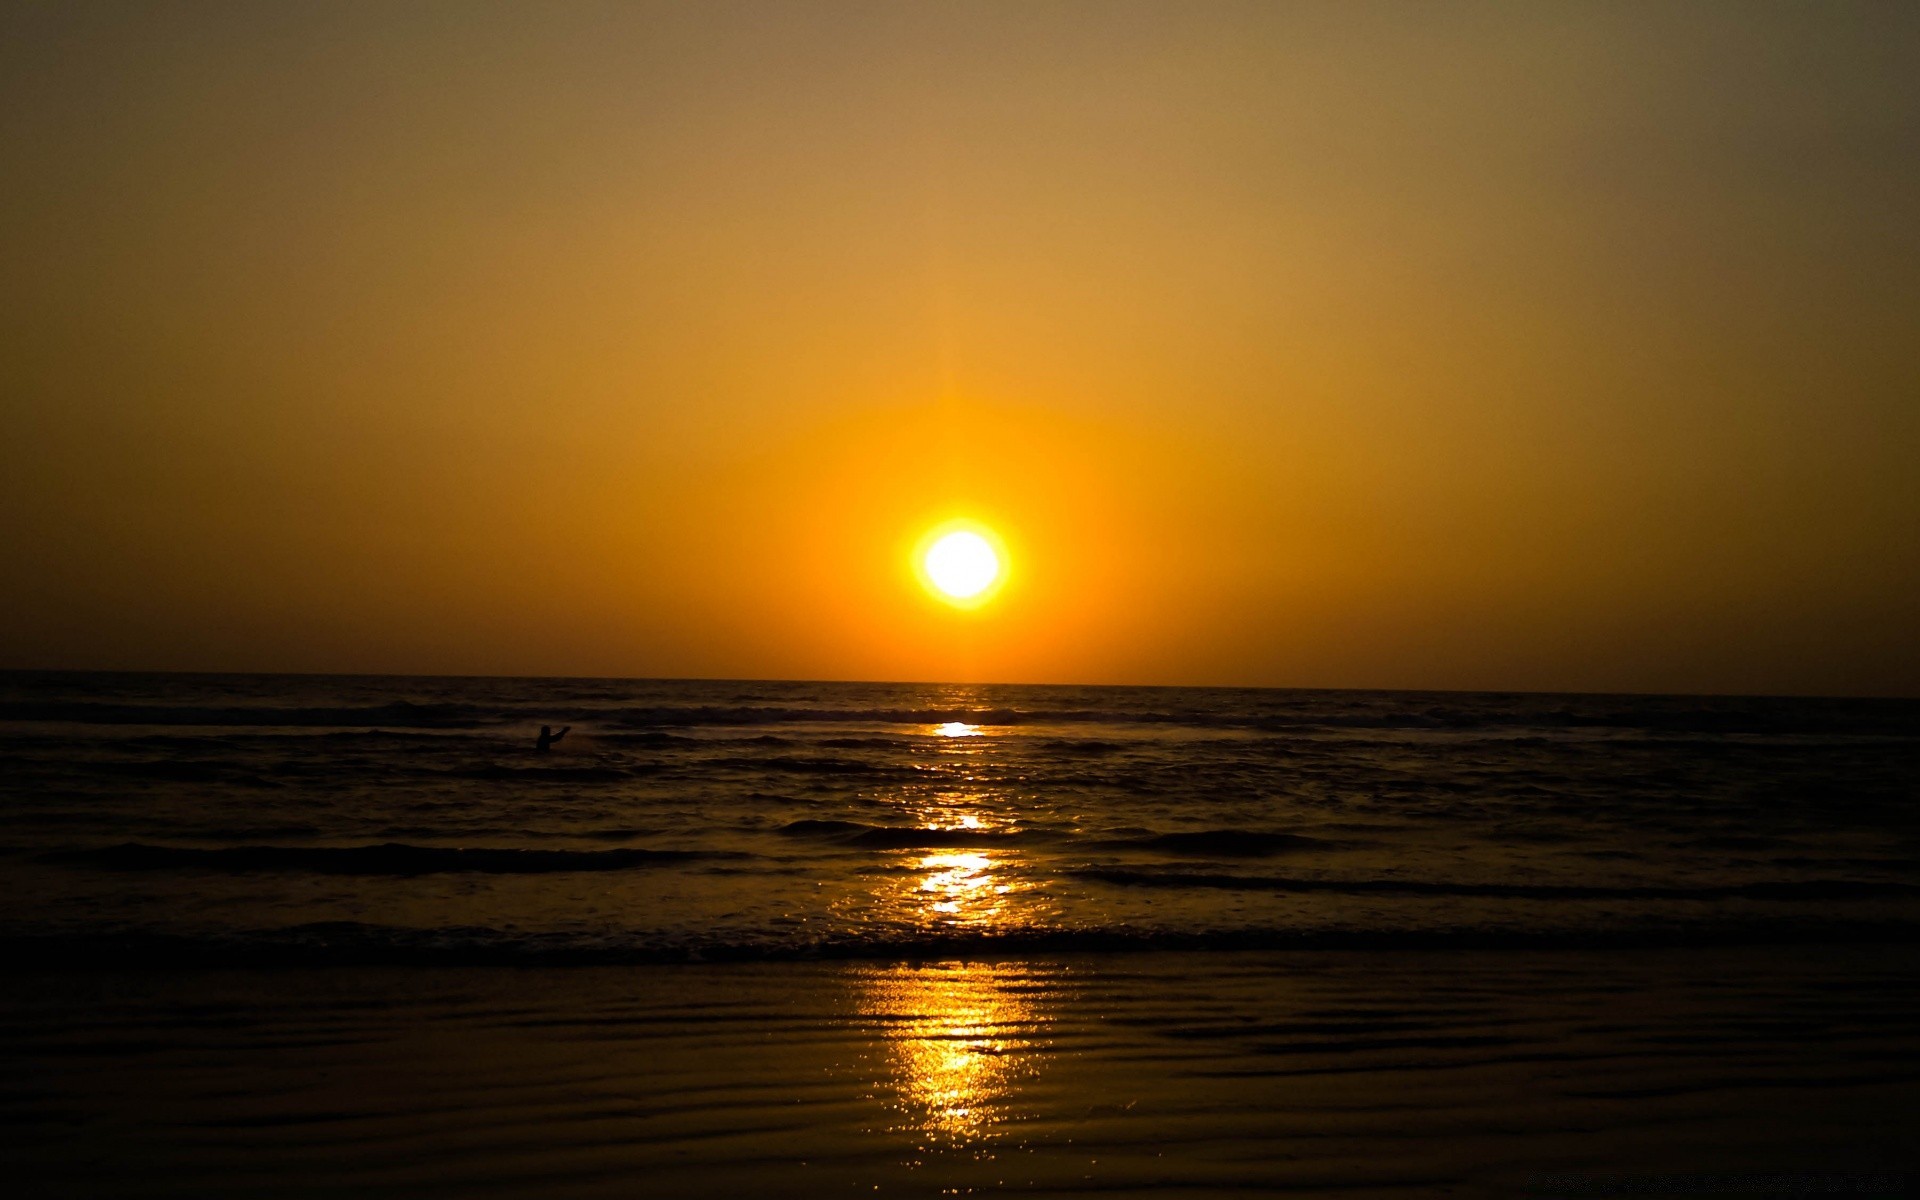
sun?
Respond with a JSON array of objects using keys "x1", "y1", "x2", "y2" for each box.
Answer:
[
  {"x1": 915, "y1": 523, "x2": 1007, "y2": 608},
  {"x1": 927, "y1": 532, "x2": 998, "y2": 598}
]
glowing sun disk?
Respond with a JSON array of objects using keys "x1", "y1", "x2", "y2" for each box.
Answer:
[{"x1": 924, "y1": 531, "x2": 1000, "y2": 600}]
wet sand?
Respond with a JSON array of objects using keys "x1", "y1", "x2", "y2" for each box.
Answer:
[{"x1": 4, "y1": 945, "x2": 1915, "y2": 1197}]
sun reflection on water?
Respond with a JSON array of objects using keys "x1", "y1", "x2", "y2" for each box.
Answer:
[
  {"x1": 855, "y1": 961, "x2": 1053, "y2": 1144},
  {"x1": 840, "y1": 705, "x2": 1059, "y2": 1142},
  {"x1": 837, "y1": 843, "x2": 1038, "y2": 934},
  {"x1": 919, "y1": 851, "x2": 1007, "y2": 916}
]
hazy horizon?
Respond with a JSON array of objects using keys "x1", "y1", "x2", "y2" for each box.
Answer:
[
  {"x1": 9, "y1": 664, "x2": 1920, "y2": 704},
  {"x1": 4, "y1": 2, "x2": 1916, "y2": 695}
]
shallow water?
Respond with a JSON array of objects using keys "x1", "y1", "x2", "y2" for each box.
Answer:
[
  {"x1": 5, "y1": 948, "x2": 1915, "y2": 1196},
  {"x1": 2, "y1": 673, "x2": 1917, "y2": 961}
]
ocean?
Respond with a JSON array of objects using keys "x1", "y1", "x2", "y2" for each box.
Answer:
[
  {"x1": 5, "y1": 673, "x2": 1917, "y2": 961},
  {"x1": 4, "y1": 673, "x2": 1917, "y2": 1194}
]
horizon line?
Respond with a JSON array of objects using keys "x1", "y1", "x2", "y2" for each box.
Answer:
[{"x1": 0, "y1": 665, "x2": 1913, "y2": 704}]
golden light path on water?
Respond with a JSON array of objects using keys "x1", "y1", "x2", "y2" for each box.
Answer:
[
  {"x1": 850, "y1": 715, "x2": 1056, "y2": 1146},
  {"x1": 856, "y1": 961, "x2": 1051, "y2": 1144}
]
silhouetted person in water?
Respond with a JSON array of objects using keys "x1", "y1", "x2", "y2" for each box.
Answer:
[{"x1": 535, "y1": 724, "x2": 570, "y2": 753}]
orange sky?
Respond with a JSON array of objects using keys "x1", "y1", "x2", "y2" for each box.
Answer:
[{"x1": 2, "y1": 2, "x2": 1916, "y2": 694}]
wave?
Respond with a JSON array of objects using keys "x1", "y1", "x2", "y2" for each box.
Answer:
[
  {"x1": 1072, "y1": 868, "x2": 1920, "y2": 901},
  {"x1": 43, "y1": 842, "x2": 734, "y2": 875},
  {"x1": 4, "y1": 918, "x2": 1916, "y2": 969},
  {"x1": 774, "y1": 823, "x2": 1329, "y2": 855},
  {"x1": 1039, "y1": 738, "x2": 1123, "y2": 754},
  {"x1": 88, "y1": 759, "x2": 287, "y2": 787},
  {"x1": 776, "y1": 819, "x2": 1041, "y2": 849},
  {"x1": 592, "y1": 731, "x2": 697, "y2": 747},
  {"x1": 444, "y1": 764, "x2": 641, "y2": 783},
  {"x1": 707, "y1": 755, "x2": 909, "y2": 776},
  {"x1": 1097, "y1": 830, "x2": 1332, "y2": 857}
]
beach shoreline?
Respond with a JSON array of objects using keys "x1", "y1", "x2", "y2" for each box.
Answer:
[{"x1": 7, "y1": 942, "x2": 1914, "y2": 1197}]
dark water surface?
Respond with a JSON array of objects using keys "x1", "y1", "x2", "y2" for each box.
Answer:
[{"x1": 3, "y1": 674, "x2": 1916, "y2": 1194}]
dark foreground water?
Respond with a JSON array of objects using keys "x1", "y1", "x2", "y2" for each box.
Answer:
[{"x1": 2, "y1": 673, "x2": 1916, "y2": 1195}]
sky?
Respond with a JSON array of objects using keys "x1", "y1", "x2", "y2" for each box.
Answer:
[{"x1": 2, "y1": 1, "x2": 1916, "y2": 694}]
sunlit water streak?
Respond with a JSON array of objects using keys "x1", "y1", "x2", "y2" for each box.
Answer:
[{"x1": 854, "y1": 961, "x2": 1053, "y2": 1145}]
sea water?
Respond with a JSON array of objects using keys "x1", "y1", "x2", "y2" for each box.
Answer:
[{"x1": 3, "y1": 673, "x2": 1916, "y2": 963}]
